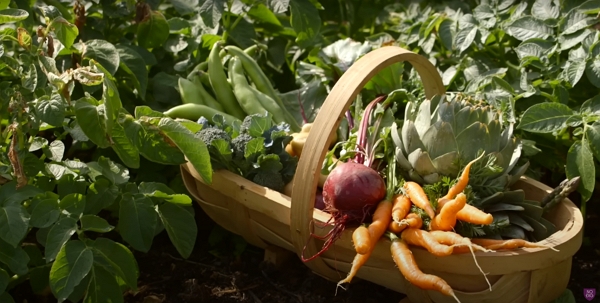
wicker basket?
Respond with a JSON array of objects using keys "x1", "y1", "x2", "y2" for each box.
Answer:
[{"x1": 180, "y1": 46, "x2": 584, "y2": 303}]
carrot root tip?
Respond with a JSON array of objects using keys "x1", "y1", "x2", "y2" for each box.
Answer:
[{"x1": 451, "y1": 292, "x2": 462, "y2": 303}]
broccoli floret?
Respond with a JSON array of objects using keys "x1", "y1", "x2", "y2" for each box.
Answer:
[
  {"x1": 252, "y1": 170, "x2": 285, "y2": 192},
  {"x1": 231, "y1": 133, "x2": 253, "y2": 158},
  {"x1": 240, "y1": 114, "x2": 263, "y2": 134},
  {"x1": 194, "y1": 127, "x2": 231, "y2": 147}
]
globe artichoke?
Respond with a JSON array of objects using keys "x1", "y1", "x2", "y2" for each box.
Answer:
[
  {"x1": 391, "y1": 93, "x2": 554, "y2": 241},
  {"x1": 391, "y1": 93, "x2": 528, "y2": 192}
]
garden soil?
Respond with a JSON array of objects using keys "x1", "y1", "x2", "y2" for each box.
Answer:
[{"x1": 10, "y1": 191, "x2": 600, "y2": 303}]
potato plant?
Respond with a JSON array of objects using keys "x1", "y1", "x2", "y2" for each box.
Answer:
[{"x1": 0, "y1": 3, "x2": 214, "y2": 303}]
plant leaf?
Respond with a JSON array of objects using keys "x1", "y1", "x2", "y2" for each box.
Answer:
[
  {"x1": 58, "y1": 193, "x2": 85, "y2": 219},
  {"x1": 454, "y1": 25, "x2": 477, "y2": 53},
  {"x1": 137, "y1": 11, "x2": 170, "y2": 49},
  {"x1": 560, "y1": 10, "x2": 595, "y2": 35},
  {"x1": 290, "y1": 0, "x2": 321, "y2": 48},
  {"x1": 29, "y1": 193, "x2": 60, "y2": 229},
  {"x1": 0, "y1": 204, "x2": 29, "y2": 248},
  {"x1": 74, "y1": 97, "x2": 110, "y2": 148},
  {"x1": 517, "y1": 103, "x2": 573, "y2": 133},
  {"x1": 80, "y1": 215, "x2": 113, "y2": 233},
  {"x1": 116, "y1": 45, "x2": 148, "y2": 99},
  {"x1": 51, "y1": 16, "x2": 78, "y2": 49},
  {"x1": 157, "y1": 118, "x2": 212, "y2": 184},
  {"x1": 110, "y1": 116, "x2": 140, "y2": 169},
  {"x1": 83, "y1": 40, "x2": 120, "y2": 76},
  {"x1": 167, "y1": 0, "x2": 198, "y2": 15},
  {"x1": 45, "y1": 217, "x2": 78, "y2": 263},
  {"x1": 91, "y1": 237, "x2": 138, "y2": 291},
  {"x1": 117, "y1": 194, "x2": 157, "y2": 253},
  {"x1": 156, "y1": 202, "x2": 197, "y2": 259},
  {"x1": 566, "y1": 139, "x2": 595, "y2": 202},
  {"x1": 585, "y1": 121, "x2": 600, "y2": 160},
  {"x1": 0, "y1": 8, "x2": 28, "y2": 24},
  {"x1": 0, "y1": 238, "x2": 29, "y2": 275},
  {"x1": 49, "y1": 240, "x2": 94, "y2": 302},
  {"x1": 506, "y1": 16, "x2": 553, "y2": 41},
  {"x1": 199, "y1": 0, "x2": 225, "y2": 28},
  {"x1": 268, "y1": 0, "x2": 290, "y2": 13},
  {"x1": 35, "y1": 94, "x2": 66, "y2": 127},
  {"x1": 531, "y1": 0, "x2": 560, "y2": 20},
  {"x1": 564, "y1": 60, "x2": 587, "y2": 87},
  {"x1": 82, "y1": 265, "x2": 124, "y2": 303},
  {"x1": 586, "y1": 56, "x2": 600, "y2": 88}
]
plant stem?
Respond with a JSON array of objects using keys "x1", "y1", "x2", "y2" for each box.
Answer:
[{"x1": 222, "y1": 4, "x2": 248, "y2": 43}]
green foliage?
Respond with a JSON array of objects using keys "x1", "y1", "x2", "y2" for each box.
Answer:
[
  {"x1": 196, "y1": 113, "x2": 297, "y2": 192},
  {"x1": 0, "y1": 0, "x2": 598, "y2": 300},
  {"x1": 0, "y1": 1, "x2": 217, "y2": 301}
]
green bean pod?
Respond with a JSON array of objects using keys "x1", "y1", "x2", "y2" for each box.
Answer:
[
  {"x1": 196, "y1": 70, "x2": 214, "y2": 95},
  {"x1": 207, "y1": 41, "x2": 246, "y2": 120},
  {"x1": 247, "y1": 85, "x2": 288, "y2": 125},
  {"x1": 178, "y1": 77, "x2": 206, "y2": 106},
  {"x1": 228, "y1": 57, "x2": 269, "y2": 116},
  {"x1": 189, "y1": 75, "x2": 226, "y2": 112},
  {"x1": 224, "y1": 45, "x2": 301, "y2": 131},
  {"x1": 164, "y1": 103, "x2": 240, "y2": 125}
]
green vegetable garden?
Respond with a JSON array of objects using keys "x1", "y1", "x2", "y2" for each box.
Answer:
[{"x1": 1, "y1": 0, "x2": 599, "y2": 302}]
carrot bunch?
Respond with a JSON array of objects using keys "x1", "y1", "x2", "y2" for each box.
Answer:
[{"x1": 337, "y1": 155, "x2": 560, "y2": 301}]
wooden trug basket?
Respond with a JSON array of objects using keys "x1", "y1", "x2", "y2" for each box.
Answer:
[{"x1": 180, "y1": 46, "x2": 584, "y2": 303}]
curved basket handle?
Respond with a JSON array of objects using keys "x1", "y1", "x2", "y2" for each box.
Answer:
[{"x1": 289, "y1": 46, "x2": 446, "y2": 280}]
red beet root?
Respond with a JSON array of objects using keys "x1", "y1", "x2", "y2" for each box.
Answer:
[
  {"x1": 315, "y1": 190, "x2": 325, "y2": 210},
  {"x1": 322, "y1": 162, "x2": 386, "y2": 220},
  {"x1": 301, "y1": 162, "x2": 386, "y2": 262}
]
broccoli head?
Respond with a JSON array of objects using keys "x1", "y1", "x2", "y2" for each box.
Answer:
[
  {"x1": 231, "y1": 133, "x2": 253, "y2": 158},
  {"x1": 194, "y1": 127, "x2": 231, "y2": 147},
  {"x1": 252, "y1": 170, "x2": 285, "y2": 192}
]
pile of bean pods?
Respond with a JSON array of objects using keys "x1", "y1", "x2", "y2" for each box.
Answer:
[{"x1": 165, "y1": 41, "x2": 301, "y2": 133}]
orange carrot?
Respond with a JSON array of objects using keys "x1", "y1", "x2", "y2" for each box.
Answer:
[
  {"x1": 429, "y1": 231, "x2": 491, "y2": 253},
  {"x1": 401, "y1": 228, "x2": 454, "y2": 257},
  {"x1": 403, "y1": 182, "x2": 436, "y2": 219},
  {"x1": 368, "y1": 199, "x2": 393, "y2": 243},
  {"x1": 398, "y1": 213, "x2": 423, "y2": 229},
  {"x1": 471, "y1": 238, "x2": 559, "y2": 251},
  {"x1": 442, "y1": 154, "x2": 484, "y2": 201},
  {"x1": 390, "y1": 235, "x2": 461, "y2": 302},
  {"x1": 392, "y1": 194, "x2": 412, "y2": 224},
  {"x1": 337, "y1": 248, "x2": 372, "y2": 288},
  {"x1": 388, "y1": 220, "x2": 404, "y2": 234},
  {"x1": 338, "y1": 200, "x2": 392, "y2": 286},
  {"x1": 352, "y1": 225, "x2": 371, "y2": 255},
  {"x1": 428, "y1": 230, "x2": 492, "y2": 291},
  {"x1": 389, "y1": 213, "x2": 423, "y2": 234},
  {"x1": 430, "y1": 193, "x2": 467, "y2": 231},
  {"x1": 456, "y1": 204, "x2": 493, "y2": 225},
  {"x1": 438, "y1": 199, "x2": 494, "y2": 225}
]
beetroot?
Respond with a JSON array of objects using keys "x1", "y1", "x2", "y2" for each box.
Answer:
[
  {"x1": 322, "y1": 162, "x2": 386, "y2": 220},
  {"x1": 300, "y1": 95, "x2": 391, "y2": 263},
  {"x1": 301, "y1": 162, "x2": 386, "y2": 262},
  {"x1": 314, "y1": 190, "x2": 325, "y2": 210}
]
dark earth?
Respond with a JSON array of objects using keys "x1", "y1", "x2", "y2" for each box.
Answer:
[{"x1": 10, "y1": 182, "x2": 600, "y2": 303}]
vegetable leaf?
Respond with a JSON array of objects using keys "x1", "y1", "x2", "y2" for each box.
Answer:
[
  {"x1": 49, "y1": 240, "x2": 94, "y2": 302},
  {"x1": 117, "y1": 194, "x2": 157, "y2": 252},
  {"x1": 517, "y1": 103, "x2": 573, "y2": 133},
  {"x1": 156, "y1": 202, "x2": 197, "y2": 259},
  {"x1": 566, "y1": 139, "x2": 595, "y2": 202}
]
